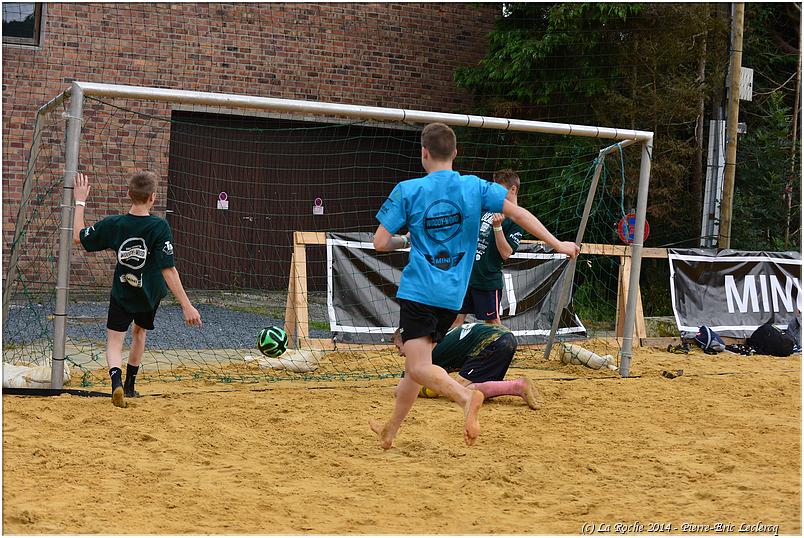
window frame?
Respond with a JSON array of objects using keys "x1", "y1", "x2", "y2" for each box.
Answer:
[{"x1": 2, "y1": 3, "x2": 46, "y2": 48}]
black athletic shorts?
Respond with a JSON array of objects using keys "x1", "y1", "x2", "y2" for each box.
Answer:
[
  {"x1": 459, "y1": 332, "x2": 517, "y2": 383},
  {"x1": 459, "y1": 287, "x2": 501, "y2": 321},
  {"x1": 398, "y1": 298, "x2": 457, "y2": 344},
  {"x1": 107, "y1": 295, "x2": 160, "y2": 332}
]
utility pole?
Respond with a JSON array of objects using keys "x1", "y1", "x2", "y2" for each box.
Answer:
[{"x1": 718, "y1": 3, "x2": 745, "y2": 248}]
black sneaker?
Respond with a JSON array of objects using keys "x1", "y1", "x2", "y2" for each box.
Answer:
[
  {"x1": 725, "y1": 344, "x2": 756, "y2": 356},
  {"x1": 124, "y1": 388, "x2": 140, "y2": 398},
  {"x1": 667, "y1": 343, "x2": 690, "y2": 354}
]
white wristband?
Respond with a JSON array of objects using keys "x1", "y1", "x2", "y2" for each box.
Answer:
[
  {"x1": 75, "y1": 200, "x2": 86, "y2": 207},
  {"x1": 401, "y1": 235, "x2": 410, "y2": 249},
  {"x1": 493, "y1": 226, "x2": 503, "y2": 232}
]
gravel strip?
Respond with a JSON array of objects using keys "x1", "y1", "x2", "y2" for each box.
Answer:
[{"x1": 4, "y1": 302, "x2": 332, "y2": 349}]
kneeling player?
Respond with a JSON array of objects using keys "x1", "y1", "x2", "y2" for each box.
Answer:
[{"x1": 393, "y1": 323, "x2": 538, "y2": 409}]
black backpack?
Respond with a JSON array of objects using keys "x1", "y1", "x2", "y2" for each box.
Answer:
[{"x1": 748, "y1": 323, "x2": 796, "y2": 357}]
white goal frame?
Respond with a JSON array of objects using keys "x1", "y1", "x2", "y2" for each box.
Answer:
[{"x1": 21, "y1": 81, "x2": 653, "y2": 387}]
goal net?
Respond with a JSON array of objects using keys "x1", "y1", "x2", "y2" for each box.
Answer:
[{"x1": 2, "y1": 83, "x2": 651, "y2": 388}]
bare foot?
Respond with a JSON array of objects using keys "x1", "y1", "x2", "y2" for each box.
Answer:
[
  {"x1": 463, "y1": 390, "x2": 484, "y2": 446},
  {"x1": 369, "y1": 419, "x2": 396, "y2": 450},
  {"x1": 519, "y1": 377, "x2": 540, "y2": 410}
]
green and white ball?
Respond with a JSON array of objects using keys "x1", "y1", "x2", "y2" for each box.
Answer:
[{"x1": 257, "y1": 326, "x2": 288, "y2": 358}]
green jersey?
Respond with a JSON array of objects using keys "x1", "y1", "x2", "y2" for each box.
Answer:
[
  {"x1": 79, "y1": 213, "x2": 175, "y2": 313},
  {"x1": 468, "y1": 212, "x2": 522, "y2": 291},
  {"x1": 432, "y1": 323, "x2": 511, "y2": 371}
]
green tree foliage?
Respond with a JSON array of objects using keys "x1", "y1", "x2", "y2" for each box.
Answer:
[
  {"x1": 454, "y1": 3, "x2": 799, "y2": 317},
  {"x1": 456, "y1": 3, "x2": 644, "y2": 114},
  {"x1": 454, "y1": 3, "x2": 798, "y2": 250},
  {"x1": 455, "y1": 4, "x2": 731, "y2": 248},
  {"x1": 734, "y1": 92, "x2": 799, "y2": 250},
  {"x1": 736, "y1": 3, "x2": 801, "y2": 250}
]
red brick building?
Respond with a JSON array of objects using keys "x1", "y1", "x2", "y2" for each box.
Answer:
[{"x1": 2, "y1": 3, "x2": 497, "y2": 289}]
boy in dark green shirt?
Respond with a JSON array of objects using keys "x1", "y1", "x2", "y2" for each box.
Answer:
[
  {"x1": 393, "y1": 323, "x2": 538, "y2": 409},
  {"x1": 454, "y1": 169, "x2": 523, "y2": 327},
  {"x1": 73, "y1": 171, "x2": 202, "y2": 407}
]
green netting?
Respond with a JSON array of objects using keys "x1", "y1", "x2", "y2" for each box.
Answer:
[{"x1": 2, "y1": 95, "x2": 645, "y2": 387}]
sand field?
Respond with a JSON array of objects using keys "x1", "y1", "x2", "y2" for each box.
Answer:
[{"x1": 3, "y1": 346, "x2": 800, "y2": 534}]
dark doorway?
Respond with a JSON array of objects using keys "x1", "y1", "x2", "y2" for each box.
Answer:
[{"x1": 166, "y1": 111, "x2": 421, "y2": 291}]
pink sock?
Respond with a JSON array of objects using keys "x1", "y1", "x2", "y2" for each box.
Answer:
[{"x1": 468, "y1": 379, "x2": 522, "y2": 399}]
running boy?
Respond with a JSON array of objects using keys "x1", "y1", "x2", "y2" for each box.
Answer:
[
  {"x1": 453, "y1": 169, "x2": 522, "y2": 327},
  {"x1": 73, "y1": 171, "x2": 202, "y2": 408},
  {"x1": 371, "y1": 123, "x2": 578, "y2": 449}
]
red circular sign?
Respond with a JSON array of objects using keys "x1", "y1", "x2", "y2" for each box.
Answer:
[{"x1": 617, "y1": 213, "x2": 650, "y2": 244}]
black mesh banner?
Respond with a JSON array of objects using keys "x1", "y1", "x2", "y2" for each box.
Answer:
[
  {"x1": 327, "y1": 232, "x2": 585, "y2": 344},
  {"x1": 669, "y1": 249, "x2": 802, "y2": 338}
]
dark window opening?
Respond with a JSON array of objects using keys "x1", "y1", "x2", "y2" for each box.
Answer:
[{"x1": 3, "y1": 3, "x2": 43, "y2": 47}]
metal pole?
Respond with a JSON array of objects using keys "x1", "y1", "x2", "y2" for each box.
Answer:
[
  {"x1": 543, "y1": 139, "x2": 636, "y2": 360},
  {"x1": 51, "y1": 83, "x2": 84, "y2": 389},
  {"x1": 619, "y1": 138, "x2": 653, "y2": 377},
  {"x1": 718, "y1": 2, "x2": 745, "y2": 248},
  {"x1": 75, "y1": 81, "x2": 653, "y2": 142}
]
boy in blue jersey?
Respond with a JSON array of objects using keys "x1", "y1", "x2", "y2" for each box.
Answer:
[{"x1": 371, "y1": 123, "x2": 579, "y2": 449}]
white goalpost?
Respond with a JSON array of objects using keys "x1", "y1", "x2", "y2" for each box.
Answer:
[{"x1": 7, "y1": 81, "x2": 653, "y2": 388}]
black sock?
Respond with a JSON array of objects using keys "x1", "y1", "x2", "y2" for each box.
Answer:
[
  {"x1": 124, "y1": 363, "x2": 139, "y2": 393},
  {"x1": 109, "y1": 367, "x2": 123, "y2": 389}
]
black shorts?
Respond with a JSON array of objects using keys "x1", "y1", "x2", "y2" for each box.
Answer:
[
  {"x1": 107, "y1": 295, "x2": 160, "y2": 332},
  {"x1": 459, "y1": 287, "x2": 501, "y2": 321},
  {"x1": 459, "y1": 332, "x2": 517, "y2": 383},
  {"x1": 398, "y1": 298, "x2": 457, "y2": 344}
]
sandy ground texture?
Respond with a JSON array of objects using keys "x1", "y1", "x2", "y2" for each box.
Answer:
[{"x1": 3, "y1": 346, "x2": 801, "y2": 535}]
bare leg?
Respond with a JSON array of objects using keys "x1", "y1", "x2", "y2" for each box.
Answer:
[
  {"x1": 106, "y1": 329, "x2": 126, "y2": 370},
  {"x1": 403, "y1": 337, "x2": 483, "y2": 445},
  {"x1": 370, "y1": 374, "x2": 420, "y2": 449},
  {"x1": 450, "y1": 313, "x2": 467, "y2": 329},
  {"x1": 128, "y1": 323, "x2": 147, "y2": 367},
  {"x1": 107, "y1": 329, "x2": 127, "y2": 408}
]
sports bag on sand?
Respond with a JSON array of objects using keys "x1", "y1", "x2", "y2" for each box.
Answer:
[{"x1": 748, "y1": 323, "x2": 795, "y2": 357}]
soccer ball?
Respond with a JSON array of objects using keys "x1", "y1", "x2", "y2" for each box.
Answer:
[{"x1": 257, "y1": 326, "x2": 288, "y2": 358}]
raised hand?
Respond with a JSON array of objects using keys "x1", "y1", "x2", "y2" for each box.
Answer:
[{"x1": 74, "y1": 172, "x2": 90, "y2": 203}]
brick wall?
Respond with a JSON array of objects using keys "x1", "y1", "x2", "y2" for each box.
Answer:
[{"x1": 2, "y1": 3, "x2": 497, "y2": 278}]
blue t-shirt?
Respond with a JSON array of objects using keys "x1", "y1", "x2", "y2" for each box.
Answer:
[{"x1": 376, "y1": 170, "x2": 508, "y2": 311}]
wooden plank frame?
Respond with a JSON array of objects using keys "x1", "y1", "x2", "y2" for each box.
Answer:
[{"x1": 284, "y1": 233, "x2": 669, "y2": 350}]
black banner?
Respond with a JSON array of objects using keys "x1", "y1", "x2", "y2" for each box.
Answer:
[
  {"x1": 327, "y1": 232, "x2": 585, "y2": 344},
  {"x1": 669, "y1": 248, "x2": 802, "y2": 338}
]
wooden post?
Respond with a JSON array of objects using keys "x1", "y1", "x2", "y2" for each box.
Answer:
[
  {"x1": 283, "y1": 232, "x2": 311, "y2": 348},
  {"x1": 718, "y1": 3, "x2": 745, "y2": 248},
  {"x1": 292, "y1": 231, "x2": 310, "y2": 346},
  {"x1": 615, "y1": 252, "x2": 647, "y2": 345},
  {"x1": 284, "y1": 248, "x2": 298, "y2": 348}
]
